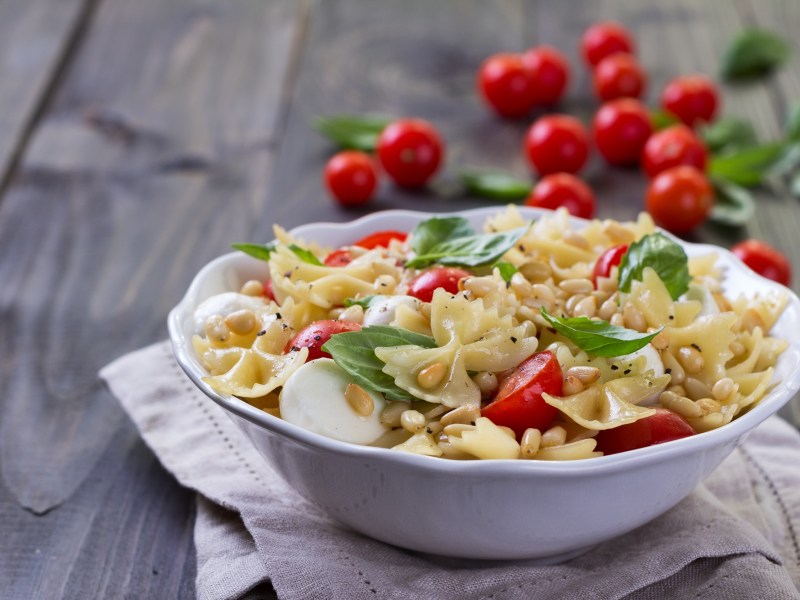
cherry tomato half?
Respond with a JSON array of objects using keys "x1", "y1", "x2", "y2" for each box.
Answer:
[
  {"x1": 525, "y1": 173, "x2": 596, "y2": 219},
  {"x1": 478, "y1": 53, "x2": 537, "y2": 118},
  {"x1": 524, "y1": 115, "x2": 590, "y2": 176},
  {"x1": 660, "y1": 75, "x2": 719, "y2": 127},
  {"x1": 645, "y1": 166, "x2": 713, "y2": 234},
  {"x1": 407, "y1": 267, "x2": 472, "y2": 303},
  {"x1": 481, "y1": 350, "x2": 563, "y2": 439},
  {"x1": 581, "y1": 21, "x2": 635, "y2": 67},
  {"x1": 731, "y1": 239, "x2": 791, "y2": 286},
  {"x1": 263, "y1": 278, "x2": 276, "y2": 302},
  {"x1": 353, "y1": 230, "x2": 408, "y2": 250},
  {"x1": 523, "y1": 45, "x2": 570, "y2": 107},
  {"x1": 642, "y1": 124, "x2": 708, "y2": 178},
  {"x1": 324, "y1": 249, "x2": 354, "y2": 267},
  {"x1": 593, "y1": 98, "x2": 653, "y2": 166},
  {"x1": 593, "y1": 53, "x2": 646, "y2": 102},
  {"x1": 592, "y1": 244, "x2": 629, "y2": 285},
  {"x1": 323, "y1": 151, "x2": 378, "y2": 206},
  {"x1": 377, "y1": 119, "x2": 444, "y2": 188},
  {"x1": 595, "y1": 408, "x2": 694, "y2": 455},
  {"x1": 285, "y1": 320, "x2": 362, "y2": 362}
]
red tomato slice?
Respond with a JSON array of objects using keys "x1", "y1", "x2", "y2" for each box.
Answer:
[
  {"x1": 263, "y1": 278, "x2": 276, "y2": 302},
  {"x1": 481, "y1": 351, "x2": 562, "y2": 439},
  {"x1": 592, "y1": 244, "x2": 629, "y2": 285},
  {"x1": 324, "y1": 249, "x2": 354, "y2": 267},
  {"x1": 408, "y1": 267, "x2": 471, "y2": 303},
  {"x1": 595, "y1": 408, "x2": 694, "y2": 455},
  {"x1": 285, "y1": 320, "x2": 362, "y2": 362},
  {"x1": 353, "y1": 230, "x2": 408, "y2": 250}
]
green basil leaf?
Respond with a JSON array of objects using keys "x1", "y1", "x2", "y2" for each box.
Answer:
[
  {"x1": 343, "y1": 295, "x2": 380, "y2": 309},
  {"x1": 540, "y1": 308, "x2": 663, "y2": 358},
  {"x1": 410, "y1": 216, "x2": 475, "y2": 256},
  {"x1": 721, "y1": 28, "x2": 790, "y2": 81},
  {"x1": 651, "y1": 109, "x2": 679, "y2": 131},
  {"x1": 321, "y1": 326, "x2": 437, "y2": 400},
  {"x1": 709, "y1": 177, "x2": 755, "y2": 227},
  {"x1": 700, "y1": 117, "x2": 757, "y2": 154},
  {"x1": 460, "y1": 170, "x2": 532, "y2": 200},
  {"x1": 618, "y1": 233, "x2": 690, "y2": 300},
  {"x1": 311, "y1": 114, "x2": 392, "y2": 151},
  {"x1": 709, "y1": 141, "x2": 787, "y2": 187},
  {"x1": 787, "y1": 103, "x2": 800, "y2": 142},
  {"x1": 288, "y1": 244, "x2": 323, "y2": 266},
  {"x1": 231, "y1": 241, "x2": 278, "y2": 261},
  {"x1": 493, "y1": 261, "x2": 518, "y2": 283},
  {"x1": 406, "y1": 225, "x2": 529, "y2": 269}
]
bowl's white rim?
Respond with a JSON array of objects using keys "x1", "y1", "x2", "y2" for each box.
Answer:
[{"x1": 168, "y1": 207, "x2": 800, "y2": 478}]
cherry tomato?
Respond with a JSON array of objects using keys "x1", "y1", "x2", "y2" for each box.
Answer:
[
  {"x1": 323, "y1": 151, "x2": 378, "y2": 206},
  {"x1": 285, "y1": 320, "x2": 362, "y2": 362},
  {"x1": 593, "y1": 98, "x2": 653, "y2": 166},
  {"x1": 408, "y1": 267, "x2": 472, "y2": 303},
  {"x1": 477, "y1": 53, "x2": 537, "y2": 118},
  {"x1": 263, "y1": 279, "x2": 276, "y2": 302},
  {"x1": 377, "y1": 119, "x2": 444, "y2": 188},
  {"x1": 523, "y1": 46, "x2": 570, "y2": 106},
  {"x1": 593, "y1": 53, "x2": 646, "y2": 101},
  {"x1": 642, "y1": 124, "x2": 708, "y2": 178},
  {"x1": 645, "y1": 166, "x2": 713, "y2": 234},
  {"x1": 731, "y1": 239, "x2": 791, "y2": 286},
  {"x1": 581, "y1": 21, "x2": 635, "y2": 67},
  {"x1": 323, "y1": 249, "x2": 354, "y2": 267},
  {"x1": 595, "y1": 408, "x2": 694, "y2": 455},
  {"x1": 525, "y1": 173, "x2": 596, "y2": 219},
  {"x1": 660, "y1": 75, "x2": 720, "y2": 127},
  {"x1": 524, "y1": 115, "x2": 590, "y2": 176},
  {"x1": 592, "y1": 244, "x2": 629, "y2": 285},
  {"x1": 353, "y1": 230, "x2": 408, "y2": 250},
  {"x1": 481, "y1": 351, "x2": 562, "y2": 439}
]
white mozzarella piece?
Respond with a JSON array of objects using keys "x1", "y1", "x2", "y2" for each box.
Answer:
[
  {"x1": 363, "y1": 295, "x2": 421, "y2": 326},
  {"x1": 279, "y1": 358, "x2": 389, "y2": 444},
  {"x1": 194, "y1": 292, "x2": 266, "y2": 333}
]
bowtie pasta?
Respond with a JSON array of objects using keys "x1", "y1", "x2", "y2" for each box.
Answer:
[{"x1": 192, "y1": 207, "x2": 788, "y2": 461}]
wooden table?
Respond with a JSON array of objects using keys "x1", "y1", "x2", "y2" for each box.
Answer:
[{"x1": 2, "y1": 1, "x2": 799, "y2": 597}]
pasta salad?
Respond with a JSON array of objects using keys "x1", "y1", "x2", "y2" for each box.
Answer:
[{"x1": 191, "y1": 207, "x2": 788, "y2": 460}]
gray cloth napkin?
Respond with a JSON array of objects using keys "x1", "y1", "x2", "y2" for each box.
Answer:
[{"x1": 101, "y1": 341, "x2": 800, "y2": 600}]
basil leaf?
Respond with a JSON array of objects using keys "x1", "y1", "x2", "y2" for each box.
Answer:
[
  {"x1": 651, "y1": 109, "x2": 679, "y2": 131},
  {"x1": 700, "y1": 118, "x2": 757, "y2": 154},
  {"x1": 540, "y1": 308, "x2": 663, "y2": 358},
  {"x1": 618, "y1": 233, "x2": 690, "y2": 301},
  {"x1": 406, "y1": 225, "x2": 528, "y2": 269},
  {"x1": 343, "y1": 295, "x2": 380, "y2": 309},
  {"x1": 709, "y1": 142, "x2": 787, "y2": 187},
  {"x1": 288, "y1": 244, "x2": 323, "y2": 266},
  {"x1": 311, "y1": 114, "x2": 392, "y2": 151},
  {"x1": 231, "y1": 241, "x2": 278, "y2": 261},
  {"x1": 493, "y1": 261, "x2": 518, "y2": 283},
  {"x1": 710, "y1": 177, "x2": 755, "y2": 227},
  {"x1": 410, "y1": 216, "x2": 475, "y2": 256},
  {"x1": 460, "y1": 170, "x2": 532, "y2": 200},
  {"x1": 721, "y1": 28, "x2": 790, "y2": 81},
  {"x1": 787, "y1": 103, "x2": 800, "y2": 142},
  {"x1": 321, "y1": 326, "x2": 437, "y2": 400}
]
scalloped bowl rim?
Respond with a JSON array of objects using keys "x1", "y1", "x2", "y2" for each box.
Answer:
[{"x1": 168, "y1": 207, "x2": 800, "y2": 477}]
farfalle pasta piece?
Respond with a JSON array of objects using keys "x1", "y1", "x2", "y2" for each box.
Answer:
[
  {"x1": 447, "y1": 417, "x2": 521, "y2": 460},
  {"x1": 662, "y1": 313, "x2": 737, "y2": 384},
  {"x1": 201, "y1": 345, "x2": 308, "y2": 398}
]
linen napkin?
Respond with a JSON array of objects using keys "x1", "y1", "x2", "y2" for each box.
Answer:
[{"x1": 101, "y1": 341, "x2": 800, "y2": 600}]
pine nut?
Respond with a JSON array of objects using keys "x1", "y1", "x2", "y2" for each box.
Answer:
[
  {"x1": 684, "y1": 377, "x2": 712, "y2": 400},
  {"x1": 541, "y1": 425, "x2": 567, "y2": 448},
  {"x1": 400, "y1": 410, "x2": 427, "y2": 434},
  {"x1": 562, "y1": 375, "x2": 585, "y2": 396},
  {"x1": 373, "y1": 274, "x2": 397, "y2": 293},
  {"x1": 345, "y1": 383, "x2": 374, "y2": 417},
  {"x1": 440, "y1": 405, "x2": 480, "y2": 428},
  {"x1": 712, "y1": 377, "x2": 736, "y2": 402},
  {"x1": 572, "y1": 295, "x2": 597, "y2": 318},
  {"x1": 224, "y1": 309, "x2": 257, "y2": 335},
  {"x1": 559, "y1": 278, "x2": 594, "y2": 295},
  {"x1": 338, "y1": 304, "x2": 364, "y2": 324},
  {"x1": 520, "y1": 428, "x2": 542, "y2": 458},
  {"x1": 597, "y1": 277, "x2": 619, "y2": 294},
  {"x1": 730, "y1": 340, "x2": 746, "y2": 357},
  {"x1": 240, "y1": 279, "x2": 264, "y2": 296},
  {"x1": 678, "y1": 346, "x2": 704, "y2": 374},
  {"x1": 532, "y1": 283, "x2": 556, "y2": 304},
  {"x1": 566, "y1": 366, "x2": 601, "y2": 385},
  {"x1": 610, "y1": 312, "x2": 625, "y2": 327},
  {"x1": 663, "y1": 351, "x2": 685, "y2": 385},
  {"x1": 510, "y1": 272, "x2": 533, "y2": 297},
  {"x1": 563, "y1": 231, "x2": 589, "y2": 249},
  {"x1": 668, "y1": 384, "x2": 686, "y2": 396},
  {"x1": 380, "y1": 401, "x2": 408, "y2": 428},
  {"x1": 519, "y1": 261, "x2": 551, "y2": 282},
  {"x1": 697, "y1": 397, "x2": 721, "y2": 415},
  {"x1": 623, "y1": 302, "x2": 646, "y2": 332},
  {"x1": 473, "y1": 371, "x2": 498, "y2": 397},
  {"x1": 417, "y1": 362, "x2": 447, "y2": 389},
  {"x1": 660, "y1": 390, "x2": 702, "y2": 418},
  {"x1": 463, "y1": 277, "x2": 495, "y2": 296},
  {"x1": 204, "y1": 315, "x2": 229, "y2": 343},
  {"x1": 598, "y1": 298, "x2": 618, "y2": 321},
  {"x1": 651, "y1": 331, "x2": 669, "y2": 351}
]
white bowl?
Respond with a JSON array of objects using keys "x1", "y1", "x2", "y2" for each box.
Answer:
[{"x1": 168, "y1": 207, "x2": 800, "y2": 561}]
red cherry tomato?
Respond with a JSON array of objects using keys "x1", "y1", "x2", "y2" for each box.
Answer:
[
  {"x1": 595, "y1": 408, "x2": 695, "y2": 455},
  {"x1": 285, "y1": 320, "x2": 362, "y2": 362},
  {"x1": 731, "y1": 239, "x2": 792, "y2": 286},
  {"x1": 353, "y1": 230, "x2": 408, "y2": 250},
  {"x1": 646, "y1": 166, "x2": 713, "y2": 234},
  {"x1": 592, "y1": 244, "x2": 629, "y2": 285},
  {"x1": 481, "y1": 351, "x2": 562, "y2": 439},
  {"x1": 660, "y1": 75, "x2": 720, "y2": 127},
  {"x1": 581, "y1": 21, "x2": 635, "y2": 67},
  {"x1": 323, "y1": 249, "x2": 354, "y2": 267},
  {"x1": 593, "y1": 98, "x2": 653, "y2": 166},
  {"x1": 524, "y1": 115, "x2": 590, "y2": 176},
  {"x1": 593, "y1": 53, "x2": 646, "y2": 101},
  {"x1": 377, "y1": 119, "x2": 444, "y2": 188},
  {"x1": 642, "y1": 124, "x2": 708, "y2": 178},
  {"x1": 477, "y1": 53, "x2": 537, "y2": 118},
  {"x1": 523, "y1": 46, "x2": 570, "y2": 106},
  {"x1": 408, "y1": 267, "x2": 471, "y2": 303},
  {"x1": 525, "y1": 173, "x2": 596, "y2": 219},
  {"x1": 263, "y1": 279, "x2": 276, "y2": 302},
  {"x1": 323, "y1": 151, "x2": 378, "y2": 206}
]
